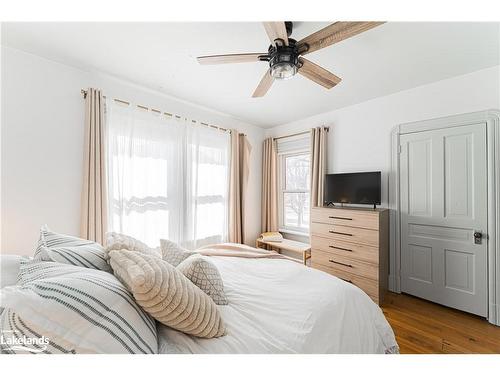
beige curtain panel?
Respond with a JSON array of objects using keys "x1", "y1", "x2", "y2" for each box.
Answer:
[
  {"x1": 228, "y1": 130, "x2": 252, "y2": 244},
  {"x1": 261, "y1": 138, "x2": 279, "y2": 232},
  {"x1": 81, "y1": 88, "x2": 108, "y2": 245},
  {"x1": 310, "y1": 127, "x2": 328, "y2": 207}
]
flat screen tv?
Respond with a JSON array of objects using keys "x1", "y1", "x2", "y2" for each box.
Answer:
[{"x1": 324, "y1": 172, "x2": 381, "y2": 208}]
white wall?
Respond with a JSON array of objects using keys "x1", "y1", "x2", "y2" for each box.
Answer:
[
  {"x1": 1, "y1": 46, "x2": 265, "y2": 255},
  {"x1": 266, "y1": 65, "x2": 500, "y2": 208}
]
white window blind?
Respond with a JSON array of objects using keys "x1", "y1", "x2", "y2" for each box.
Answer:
[{"x1": 276, "y1": 134, "x2": 310, "y2": 154}]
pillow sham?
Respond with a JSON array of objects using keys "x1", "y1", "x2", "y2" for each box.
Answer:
[
  {"x1": 160, "y1": 239, "x2": 194, "y2": 266},
  {"x1": 108, "y1": 250, "x2": 226, "y2": 338},
  {"x1": 106, "y1": 232, "x2": 161, "y2": 258},
  {"x1": 177, "y1": 255, "x2": 228, "y2": 305},
  {"x1": 33, "y1": 225, "x2": 110, "y2": 272},
  {"x1": 34, "y1": 245, "x2": 111, "y2": 272},
  {"x1": 34, "y1": 225, "x2": 102, "y2": 255},
  {"x1": 0, "y1": 259, "x2": 158, "y2": 354}
]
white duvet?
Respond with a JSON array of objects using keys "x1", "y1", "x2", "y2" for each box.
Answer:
[{"x1": 158, "y1": 256, "x2": 398, "y2": 354}]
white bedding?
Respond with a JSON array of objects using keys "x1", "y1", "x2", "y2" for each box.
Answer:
[{"x1": 158, "y1": 256, "x2": 398, "y2": 354}]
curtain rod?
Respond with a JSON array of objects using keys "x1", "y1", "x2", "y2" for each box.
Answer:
[
  {"x1": 81, "y1": 89, "x2": 233, "y2": 134},
  {"x1": 273, "y1": 127, "x2": 329, "y2": 141}
]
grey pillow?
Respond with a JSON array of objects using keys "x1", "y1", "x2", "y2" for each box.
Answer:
[
  {"x1": 177, "y1": 255, "x2": 228, "y2": 305},
  {"x1": 160, "y1": 239, "x2": 195, "y2": 266}
]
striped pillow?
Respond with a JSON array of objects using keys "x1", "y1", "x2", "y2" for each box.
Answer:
[
  {"x1": 0, "y1": 259, "x2": 158, "y2": 354},
  {"x1": 35, "y1": 225, "x2": 101, "y2": 254},
  {"x1": 33, "y1": 225, "x2": 110, "y2": 272},
  {"x1": 35, "y1": 246, "x2": 111, "y2": 272}
]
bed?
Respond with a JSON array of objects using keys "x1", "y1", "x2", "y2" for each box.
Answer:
[
  {"x1": 158, "y1": 253, "x2": 398, "y2": 354},
  {"x1": 1, "y1": 251, "x2": 398, "y2": 354}
]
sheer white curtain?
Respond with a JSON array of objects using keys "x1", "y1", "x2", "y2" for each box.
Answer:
[{"x1": 106, "y1": 100, "x2": 230, "y2": 249}]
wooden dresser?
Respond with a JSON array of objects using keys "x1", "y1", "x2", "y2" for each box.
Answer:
[{"x1": 310, "y1": 206, "x2": 389, "y2": 305}]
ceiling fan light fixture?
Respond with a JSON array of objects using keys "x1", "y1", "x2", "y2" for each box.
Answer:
[
  {"x1": 270, "y1": 62, "x2": 297, "y2": 80},
  {"x1": 268, "y1": 42, "x2": 300, "y2": 80}
]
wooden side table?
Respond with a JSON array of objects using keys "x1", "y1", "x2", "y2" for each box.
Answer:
[{"x1": 255, "y1": 238, "x2": 311, "y2": 265}]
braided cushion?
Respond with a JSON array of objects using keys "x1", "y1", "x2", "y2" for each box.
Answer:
[
  {"x1": 105, "y1": 232, "x2": 161, "y2": 259},
  {"x1": 108, "y1": 250, "x2": 226, "y2": 339}
]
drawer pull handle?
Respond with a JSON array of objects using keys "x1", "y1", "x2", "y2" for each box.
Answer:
[
  {"x1": 328, "y1": 216, "x2": 353, "y2": 220},
  {"x1": 340, "y1": 277, "x2": 353, "y2": 284},
  {"x1": 329, "y1": 245, "x2": 353, "y2": 252},
  {"x1": 328, "y1": 230, "x2": 352, "y2": 236},
  {"x1": 329, "y1": 259, "x2": 353, "y2": 268}
]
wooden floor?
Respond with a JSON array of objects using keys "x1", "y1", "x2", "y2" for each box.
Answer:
[{"x1": 382, "y1": 292, "x2": 500, "y2": 353}]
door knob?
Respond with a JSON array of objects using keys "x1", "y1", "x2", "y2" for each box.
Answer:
[{"x1": 473, "y1": 230, "x2": 483, "y2": 244}]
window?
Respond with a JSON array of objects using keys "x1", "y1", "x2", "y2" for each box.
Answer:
[
  {"x1": 278, "y1": 136, "x2": 311, "y2": 234},
  {"x1": 106, "y1": 101, "x2": 229, "y2": 249}
]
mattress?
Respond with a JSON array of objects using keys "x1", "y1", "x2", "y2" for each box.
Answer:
[{"x1": 158, "y1": 256, "x2": 398, "y2": 354}]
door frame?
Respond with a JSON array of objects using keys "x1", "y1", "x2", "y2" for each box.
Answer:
[{"x1": 389, "y1": 109, "x2": 500, "y2": 325}]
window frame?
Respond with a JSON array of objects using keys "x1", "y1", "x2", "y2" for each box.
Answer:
[{"x1": 278, "y1": 149, "x2": 311, "y2": 234}]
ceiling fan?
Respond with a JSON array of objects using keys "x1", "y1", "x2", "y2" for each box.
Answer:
[{"x1": 197, "y1": 21, "x2": 385, "y2": 97}]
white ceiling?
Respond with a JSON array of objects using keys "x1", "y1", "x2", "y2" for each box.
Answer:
[{"x1": 2, "y1": 22, "x2": 499, "y2": 127}]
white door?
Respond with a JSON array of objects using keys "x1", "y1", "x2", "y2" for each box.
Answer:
[{"x1": 400, "y1": 123, "x2": 488, "y2": 316}]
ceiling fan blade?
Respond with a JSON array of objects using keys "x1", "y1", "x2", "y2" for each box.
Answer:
[
  {"x1": 298, "y1": 22, "x2": 385, "y2": 55},
  {"x1": 262, "y1": 22, "x2": 289, "y2": 46},
  {"x1": 252, "y1": 69, "x2": 274, "y2": 97},
  {"x1": 298, "y1": 58, "x2": 341, "y2": 89},
  {"x1": 197, "y1": 53, "x2": 265, "y2": 65}
]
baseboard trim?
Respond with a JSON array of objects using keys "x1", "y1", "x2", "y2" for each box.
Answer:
[
  {"x1": 388, "y1": 274, "x2": 400, "y2": 293},
  {"x1": 489, "y1": 302, "x2": 500, "y2": 326}
]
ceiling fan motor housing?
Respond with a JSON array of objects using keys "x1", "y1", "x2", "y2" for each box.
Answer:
[{"x1": 266, "y1": 38, "x2": 301, "y2": 79}]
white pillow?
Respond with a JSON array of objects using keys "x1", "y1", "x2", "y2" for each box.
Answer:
[
  {"x1": 34, "y1": 245, "x2": 111, "y2": 272},
  {"x1": 33, "y1": 225, "x2": 110, "y2": 272},
  {"x1": 0, "y1": 255, "x2": 23, "y2": 289},
  {"x1": 0, "y1": 259, "x2": 158, "y2": 354},
  {"x1": 160, "y1": 239, "x2": 194, "y2": 266},
  {"x1": 106, "y1": 232, "x2": 161, "y2": 258},
  {"x1": 109, "y1": 250, "x2": 226, "y2": 338},
  {"x1": 35, "y1": 225, "x2": 102, "y2": 255},
  {"x1": 177, "y1": 255, "x2": 228, "y2": 305}
]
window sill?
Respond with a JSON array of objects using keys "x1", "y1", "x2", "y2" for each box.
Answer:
[{"x1": 279, "y1": 228, "x2": 310, "y2": 238}]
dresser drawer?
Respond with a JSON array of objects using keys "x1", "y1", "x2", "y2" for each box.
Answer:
[
  {"x1": 311, "y1": 222, "x2": 379, "y2": 247},
  {"x1": 311, "y1": 249, "x2": 379, "y2": 280},
  {"x1": 312, "y1": 262, "x2": 379, "y2": 302},
  {"x1": 311, "y1": 208, "x2": 379, "y2": 230},
  {"x1": 310, "y1": 236, "x2": 379, "y2": 264}
]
